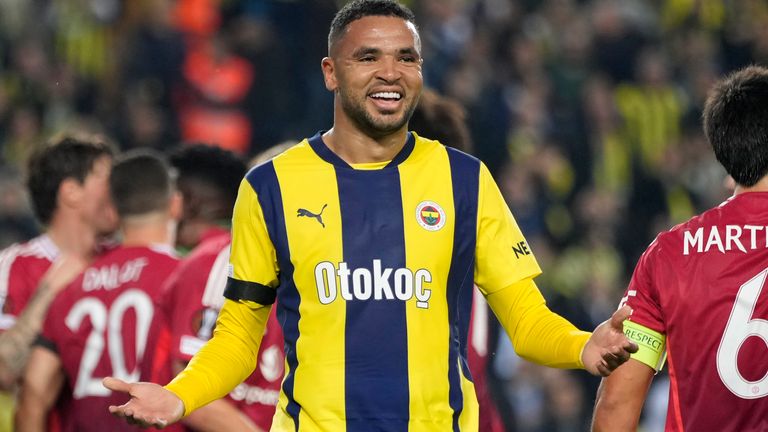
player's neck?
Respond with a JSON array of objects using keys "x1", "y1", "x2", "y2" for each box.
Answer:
[
  {"x1": 323, "y1": 123, "x2": 408, "y2": 164},
  {"x1": 46, "y1": 214, "x2": 97, "y2": 259},
  {"x1": 734, "y1": 176, "x2": 768, "y2": 194},
  {"x1": 120, "y1": 215, "x2": 177, "y2": 249}
]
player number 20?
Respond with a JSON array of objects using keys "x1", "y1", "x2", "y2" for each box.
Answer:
[
  {"x1": 65, "y1": 289, "x2": 154, "y2": 399},
  {"x1": 717, "y1": 267, "x2": 768, "y2": 399}
]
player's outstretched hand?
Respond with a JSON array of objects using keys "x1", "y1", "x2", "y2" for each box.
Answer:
[
  {"x1": 582, "y1": 305, "x2": 639, "y2": 376},
  {"x1": 103, "y1": 377, "x2": 184, "y2": 429}
]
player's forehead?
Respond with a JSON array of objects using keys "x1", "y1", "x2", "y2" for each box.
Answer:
[{"x1": 335, "y1": 15, "x2": 420, "y2": 56}]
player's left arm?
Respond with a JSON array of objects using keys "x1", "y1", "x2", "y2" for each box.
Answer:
[
  {"x1": 475, "y1": 163, "x2": 636, "y2": 375},
  {"x1": 486, "y1": 279, "x2": 637, "y2": 375},
  {"x1": 14, "y1": 346, "x2": 65, "y2": 432}
]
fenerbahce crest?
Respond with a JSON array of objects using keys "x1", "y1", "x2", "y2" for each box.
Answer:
[{"x1": 416, "y1": 201, "x2": 446, "y2": 231}]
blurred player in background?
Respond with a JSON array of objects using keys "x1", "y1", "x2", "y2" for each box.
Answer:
[
  {"x1": 163, "y1": 143, "x2": 284, "y2": 431},
  {"x1": 106, "y1": 1, "x2": 636, "y2": 429},
  {"x1": 409, "y1": 87, "x2": 505, "y2": 432},
  {"x1": 0, "y1": 135, "x2": 116, "y2": 388},
  {"x1": 592, "y1": 66, "x2": 768, "y2": 431},
  {"x1": 15, "y1": 150, "x2": 182, "y2": 432},
  {"x1": 0, "y1": 135, "x2": 116, "y2": 430}
]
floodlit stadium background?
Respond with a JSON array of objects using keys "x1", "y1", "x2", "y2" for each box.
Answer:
[{"x1": 0, "y1": 0, "x2": 762, "y2": 430}]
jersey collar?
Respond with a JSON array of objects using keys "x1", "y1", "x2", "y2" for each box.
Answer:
[{"x1": 308, "y1": 131, "x2": 415, "y2": 169}]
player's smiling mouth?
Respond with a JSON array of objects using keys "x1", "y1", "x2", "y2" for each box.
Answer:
[{"x1": 368, "y1": 91, "x2": 403, "y2": 111}]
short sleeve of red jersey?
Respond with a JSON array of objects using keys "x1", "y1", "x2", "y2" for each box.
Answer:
[
  {"x1": 167, "y1": 271, "x2": 209, "y2": 363},
  {"x1": 622, "y1": 238, "x2": 666, "y2": 334}
]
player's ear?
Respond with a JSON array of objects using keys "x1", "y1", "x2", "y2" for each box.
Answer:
[
  {"x1": 58, "y1": 177, "x2": 84, "y2": 209},
  {"x1": 169, "y1": 190, "x2": 183, "y2": 221},
  {"x1": 321, "y1": 57, "x2": 338, "y2": 91}
]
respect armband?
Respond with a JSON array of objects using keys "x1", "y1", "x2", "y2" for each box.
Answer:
[{"x1": 623, "y1": 320, "x2": 667, "y2": 373}]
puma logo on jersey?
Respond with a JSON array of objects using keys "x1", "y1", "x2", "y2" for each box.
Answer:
[
  {"x1": 314, "y1": 259, "x2": 432, "y2": 308},
  {"x1": 297, "y1": 204, "x2": 328, "y2": 228}
]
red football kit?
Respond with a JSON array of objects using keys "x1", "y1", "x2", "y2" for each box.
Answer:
[
  {"x1": 39, "y1": 245, "x2": 182, "y2": 432},
  {"x1": 163, "y1": 230, "x2": 285, "y2": 431},
  {"x1": 623, "y1": 192, "x2": 768, "y2": 431},
  {"x1": 0, "y1": 235, "x2": 58, "y2": 330}
]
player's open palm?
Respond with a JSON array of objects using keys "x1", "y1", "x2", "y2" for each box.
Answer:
[
  {"x1": 582, "y1": 305, "x2": 639, "y2": 376},
  {"x1": 103, "y1": 377, "x2": 184, "y2": 429}
]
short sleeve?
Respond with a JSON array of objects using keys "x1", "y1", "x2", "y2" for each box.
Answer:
[
  {"x1": 225, "y1": 179, "x2": 279, "y2": 304},
  {"x1": 622, "y1": 239, "x2": 666, "y2": 334},
  {"x1": 474, "y1": 163, "x2": 542, "y2": 295}
]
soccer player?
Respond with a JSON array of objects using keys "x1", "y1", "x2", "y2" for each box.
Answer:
[
  {"x1": 105, "y1": 1, "x2": 638, "y2": 430},
  {"x1": 0, "y1": 134, "x2": 116, "y2": 391},
  {"x1": 163, "y1": 143, "x2": 283, "y2": 431},
  {"x1": 591, "y1": 66, "x2": 768, "y2": 431},
  {"x1": 15, "y1": 150, "x2": 183, "y2": 432}
]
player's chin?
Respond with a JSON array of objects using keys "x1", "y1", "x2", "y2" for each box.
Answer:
[{"x1": 370, "y1": 113, "x2": 408, "y2": 132}]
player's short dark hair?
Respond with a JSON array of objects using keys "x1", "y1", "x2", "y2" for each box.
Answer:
[
  {"x1": 409, "y1": 88, "x2": 473, "y2": 153},
  {"x1": 703, "y1": 65, "x2": 768, "y2": 187},
  {"x1": 110, "y1": 149, "x2": 175, "y2": 218},
  {"x1": 26, "y1": 134, "x2": 115, "y2": 225},
  {"x1": 328, "y1": 0, "x2": 417, "y2": 53},
  {"x1": 168, "y1": 143, "x2": 247, "y2": 220}
]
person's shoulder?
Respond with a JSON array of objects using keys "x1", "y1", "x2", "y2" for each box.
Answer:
[
  {"x1": 645, "y1": 202, "x2": 730, "y2": 259},
  {"x1": 180, "y1": 234, "x2": 230, "y2": 270},
  {"x1": 411, "y1": 132, "x2": 480, "y2": 164},
  {"x1": 2, "y1": 235, "x2": 58, "y2": 264}
]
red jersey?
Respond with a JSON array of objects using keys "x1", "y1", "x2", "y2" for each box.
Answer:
[
  {"x1": 623, "y1": 192, "x2": 768, "y2": 431},
  {"x1": 40, "y1": 245, "x2": 182, "y2": 432},
  {"x1": 163, "y1": 230, "x2": 284, "y2": 431},
  {"x1": 0, "y1": 235, "x2": 58, "y2": 330}
]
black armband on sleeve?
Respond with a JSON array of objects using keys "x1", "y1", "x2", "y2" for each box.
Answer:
[
  {"x1": 34, "y1": 334, "x2": 58, "y2": 354},
  {"x1": 223, "y1": 277, "x2": 277, "y2": 305}
]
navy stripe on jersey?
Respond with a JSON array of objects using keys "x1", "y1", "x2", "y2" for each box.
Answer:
[
  {"x1": 223, "y1": 278, "x2": 276, "y2": 305},
  {"x1": 245, "y1": 163, "x2": 301, "y2": 430},
  {"x1": 336, "y1": 167, "x2": 409, "y2": 432},
  {"x1": 446, "y1": 148, "x2": 480, "y2": 431},
  {"x1": 308, "y1": 132, "x2": 415, "y2": 168}
]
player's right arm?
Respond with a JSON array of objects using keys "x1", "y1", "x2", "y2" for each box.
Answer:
[
  {"x1": 0, "y1": 254, "x2": 86, "y2": 390},
  {"x1": 593, "y1": 246, "x2": 667, "y2": 431},
  {"x1": 105, "y1": 298, "x2": 271, "y2": 427},
  {"x1": 15, "y1": 346, "x2": 65, "y2": 432},
  {"x1": 591, "y1": 357, "x2": 655, "y2": 431},
  {"x1": 106, "y1": 179, "x2": 278, "y2": 427},
  {"x1": 172, "y1": 360, "x2": 264, "y2": 432}
]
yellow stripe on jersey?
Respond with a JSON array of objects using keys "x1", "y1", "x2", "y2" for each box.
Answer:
[
  {"x1": 398, "y1": 139, "x2": 458, "y2": 430},
  {"x1": 272, "y1": 142, "x2": 347, "y2": 431},
  {"x1": 229, "y1": 179, "x2": 279, "y2": 288}
]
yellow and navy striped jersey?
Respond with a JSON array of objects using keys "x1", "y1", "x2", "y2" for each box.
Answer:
[{"x1": 225, "y1": 132, "x2": 541, "y2": 431}]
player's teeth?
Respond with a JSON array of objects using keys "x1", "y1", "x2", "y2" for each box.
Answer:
[{"x1": 371, "y1": 92, "x2": 401, "y2": 100}]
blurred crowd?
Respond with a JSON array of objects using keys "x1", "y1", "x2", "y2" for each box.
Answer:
[{"x1": 1, "y1": 0, "x2": 767, "y2": 431}]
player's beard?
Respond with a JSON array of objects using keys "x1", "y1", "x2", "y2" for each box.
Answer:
[{"x1": 339, "y1": 88, "x2": 418, "y2": 138}]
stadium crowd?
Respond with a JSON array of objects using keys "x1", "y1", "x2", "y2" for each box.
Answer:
[{"x1": 1, "y1": 0, "x2": 767, "y2": 431}]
